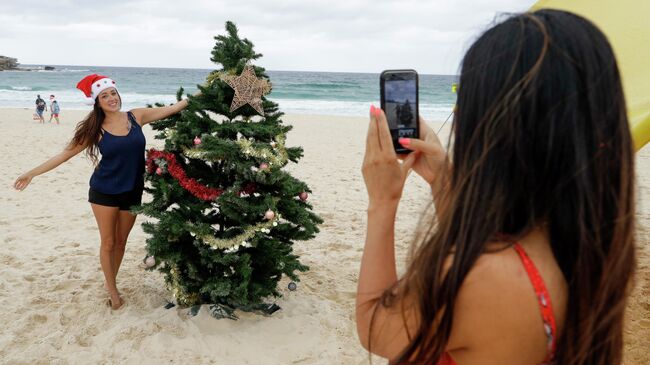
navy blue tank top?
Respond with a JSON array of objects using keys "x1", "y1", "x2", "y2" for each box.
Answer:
[{"x1": 90, "y1": 111, "x2": 146, "y2": 194}]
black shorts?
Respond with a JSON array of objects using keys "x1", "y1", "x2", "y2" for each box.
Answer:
[{"x1": 88, "y1": 187, "x2": 144, "y2": 211}]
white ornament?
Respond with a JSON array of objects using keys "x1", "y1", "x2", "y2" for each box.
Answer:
[{"x1": 145, "y1": 256, "x2": 156, "y2": 267}]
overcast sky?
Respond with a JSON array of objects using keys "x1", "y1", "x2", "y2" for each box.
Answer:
[{"x1": 1, "y1": 0, "x2": 536, "y2": 74}]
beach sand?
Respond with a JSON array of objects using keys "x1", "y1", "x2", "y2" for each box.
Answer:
[{"x1": 0, "y1": 108, "x2": 648, "y2": 364}]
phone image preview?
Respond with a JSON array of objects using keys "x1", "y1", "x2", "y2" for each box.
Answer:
[{"x1": 380, "y1": 70, "x2": 419, "y2": 153}]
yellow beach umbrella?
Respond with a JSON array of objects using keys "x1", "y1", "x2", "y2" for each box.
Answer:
[{"x1": 531, "y1": 0, "x2": 650, "y2": 151}]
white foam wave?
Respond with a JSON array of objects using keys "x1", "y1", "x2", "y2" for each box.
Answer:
[
  {"x1": 0, "y1": 90, "x2": 454, "y2": 121},
  {"x1": 0, "y1": 90, "x2": 180, "y2": 110},
  {"x1": 274, "y1": 98, "x2": 454, "y2": 121}
]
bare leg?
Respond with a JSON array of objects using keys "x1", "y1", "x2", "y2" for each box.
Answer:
[
  {"x1": 91, "y1": 203, "x2": 123, "y2": 309},
  {"x1": 113, "y1": 210, "x2": 137, "y2": 281}
]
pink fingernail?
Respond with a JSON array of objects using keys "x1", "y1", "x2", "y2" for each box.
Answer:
[
  {"x1": 373, "y1": 107, "x2": 382, "y2": 118},
  {"x1": 370, "y1": 105, "x2": 375, "y2": 115},
  {"x1": 399, "y1": 138, "x2": 411, "y2": 147}
]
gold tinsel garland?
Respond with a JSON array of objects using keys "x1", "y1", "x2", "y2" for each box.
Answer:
[
  {"x1": 167, "y1": 215, "x2": 280, "y2": 306},
  {"x1": 169, "y1": 264, "x2": 200, "y2": 306},
  {"x1": 182, "y1": 134, "x2": 288, "y2": 168},
  {"x1": 237, "y1": 134, "x2": 288, "y2": 168},
  {"x1": 193, "y1": 215, "x2": 280, "y2": 251}
]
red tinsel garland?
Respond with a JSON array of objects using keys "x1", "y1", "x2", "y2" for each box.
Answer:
[{"x1": 147, "y1": 149, "x2": 224, "y2": 201}]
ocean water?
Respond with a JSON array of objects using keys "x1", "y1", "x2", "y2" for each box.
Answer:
[{"x1": 0, "y1": 65, "x2": 458, "y2": 121}]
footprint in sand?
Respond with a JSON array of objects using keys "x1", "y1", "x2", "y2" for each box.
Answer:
[
  {"x1": 27, "y1": 313, "x2": 48, "y2": 325},
  {"x1": 53, "y1": 280, "x2": 79, "y2": 292},
  {"x1": 59, "y1": 304, "x2": 79, "y2": 326},
  {"x1": 23, "y1": 274, "x2": 35, "y2": 282},
  {"x1": 0, "y1": 254, "x2": 20, "y2": 267},
  {"x1": 73, "y1": 325, "x2": 99, "y2": 347},
  {"x1": 28, "y1": 223, "x2": 55, "y2": 233},
  {"x1": 30, "y1": 295, "x2": 52, "y2": 305}
]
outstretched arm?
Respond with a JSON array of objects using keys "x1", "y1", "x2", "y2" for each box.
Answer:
[
  {"x1": 13, "y1": 142, "x2": 86, "y2": 191},
  {"x1": 130, "y1": 98, "x2": 190, "y2": 126}
]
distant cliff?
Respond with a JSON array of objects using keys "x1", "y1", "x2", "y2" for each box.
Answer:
[{"x1": 0, "y1": 56, "x2": 19, "y2": 71}]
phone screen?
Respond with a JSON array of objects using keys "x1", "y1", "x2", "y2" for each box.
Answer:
[{"x1": 381, "y1": 70, "x2": 419, "y2": 153}]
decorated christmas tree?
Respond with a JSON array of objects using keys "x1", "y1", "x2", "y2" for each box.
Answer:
[{"x1": 136, "y1": 21, "x2": 322, "y2": 318}]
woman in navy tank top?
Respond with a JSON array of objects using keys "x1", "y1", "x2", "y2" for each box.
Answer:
[{"x1": 13, "y1": 74, "x2": 192, "y2": 309}]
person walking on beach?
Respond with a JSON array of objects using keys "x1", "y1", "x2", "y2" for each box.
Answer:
[
  {"x1": 48, "y1": 95, "x2": 60, "y2": 124},
  {"x1": 14, "y1": 74, "x2": 193, "y2": 310},
  {"x1": 357, "y1": 10, "x2": 635, "y2": 365},
  {"x1": 35, "y1": 94, "x2": 46, "y2": 123}
]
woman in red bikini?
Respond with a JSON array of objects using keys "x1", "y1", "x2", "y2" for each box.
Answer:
[{"x1": 357, "y1": 9, "x2": 635, "y2": 365}]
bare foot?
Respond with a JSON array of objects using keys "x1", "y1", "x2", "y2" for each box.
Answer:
[{"x1": 107, "y1": 293, "x2": 123, "y2": 310}]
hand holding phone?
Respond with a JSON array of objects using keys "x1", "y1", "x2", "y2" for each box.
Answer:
[{"x1": 380, "y1": 70, "x2": 419, "y2": 153}]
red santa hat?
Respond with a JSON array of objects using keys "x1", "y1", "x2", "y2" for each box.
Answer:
[{"x1": 76, "y1": 74, "x2": 118, "y2": 104}]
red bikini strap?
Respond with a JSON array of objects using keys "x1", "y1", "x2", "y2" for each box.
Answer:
[{"x1": 512, "y1": 242, "x2": 557, "y2": 364}]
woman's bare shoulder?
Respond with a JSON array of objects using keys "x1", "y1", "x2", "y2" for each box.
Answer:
[{"x1": 447, "y1": 234, "x2": 567, "y2": 362}]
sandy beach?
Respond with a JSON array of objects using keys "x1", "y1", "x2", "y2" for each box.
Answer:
[{"x1": 0, "y1": 107, "x2": 648, "y2": 365}]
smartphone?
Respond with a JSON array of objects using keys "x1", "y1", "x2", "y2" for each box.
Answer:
[{"x1": 380, "y1": 69, "x2": 419, "y2": 154}]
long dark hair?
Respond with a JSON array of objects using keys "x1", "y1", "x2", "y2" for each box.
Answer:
[
  {"x1": 68, "y1": 92, "x2": 121, "y2": 165},
  {"x1": 382, "y1": 10, "x2": 636, "y2": 365}
]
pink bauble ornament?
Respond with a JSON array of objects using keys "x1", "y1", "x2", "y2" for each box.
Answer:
[
  {"x1": 156, "y1": 167, "x2": 163, "y2": 175},
  {"x1": 193, "y1": 136, "x2": 201, "y2": 145},
  {"x1": 145, "y1": 256, "x2": 155, "y2": 268},
  {"x1": 264, "y1": 210, "x2": 275, "y2": 220},
  {"x1": 299, "y1": 192, "x2": 308, "y2": 201},
  {"x1": 260, "y1": 162, "x2": 269, "y2": 170}
]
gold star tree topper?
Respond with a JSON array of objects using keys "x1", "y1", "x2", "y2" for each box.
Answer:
[{"x1": 221, "y1": 65, "x2": 272, "y2": 116}]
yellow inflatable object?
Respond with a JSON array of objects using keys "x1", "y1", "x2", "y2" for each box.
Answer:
[
  {"x1": 532, "y1": 0, "x2": 650, "y2": 151},
  {"x1": 633, "y1": 115, "x2": 650, "y2": 151}
]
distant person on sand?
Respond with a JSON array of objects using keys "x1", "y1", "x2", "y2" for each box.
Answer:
[
  {"x1": 357, "y1": 10, "x2": 635, "y2": 365},
  {"x1": 48, "y1": 95, "x2": 60, "y2": 124},
  {"x1": 14, "y1": 74, "x2": 194, "y2": 310},
  {"x1": 34, "y1": 94, "x2": 46, "y2": 123}
]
